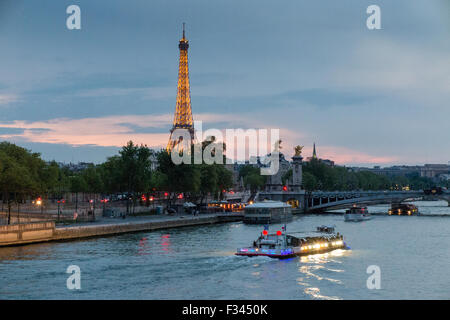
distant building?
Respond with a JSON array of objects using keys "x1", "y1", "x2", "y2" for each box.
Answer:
[
  {"x1": 420, "y1": 164, "x2": 450, "y2": 179},
  {"x1": 149, "y1": 153, "x2": 159, "y2": 171},
  {"x1": 60, "y1": 162, "x2": 94, "y2": 173},
  {"x1": 351, "y1": 163, "x2": 450, "y2": 181}
]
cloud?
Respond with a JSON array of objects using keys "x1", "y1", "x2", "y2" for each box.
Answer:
[
  {"x1": 0, "y1": 113, "x2": 243, "y2": 149},
  {"x1": 0, "y1": 111, "x2": 400, "y2": 166}
]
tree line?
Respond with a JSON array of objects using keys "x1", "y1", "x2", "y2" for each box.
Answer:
[
  {"x1": 237, "y1": 158, "x2": 438, "y2": 193},
  {"x1": 302, "y1": 158, "x2": 435, "y2": 191},
  {"x1": 0, "y1": 140, "x2": 234, "y2": 216}
]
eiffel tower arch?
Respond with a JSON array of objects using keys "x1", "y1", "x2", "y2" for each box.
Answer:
[{"x1": 167, "y1": 23, "x2": 195, "y2": 152}]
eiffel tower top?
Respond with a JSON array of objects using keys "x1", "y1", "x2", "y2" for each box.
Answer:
[{"x1": 179, "y1": 22, "x2": 189, "y2": 50}]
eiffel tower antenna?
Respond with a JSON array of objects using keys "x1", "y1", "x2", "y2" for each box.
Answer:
[{"x1": 167, "y1": 23, "x2": 195, "y2": 152}]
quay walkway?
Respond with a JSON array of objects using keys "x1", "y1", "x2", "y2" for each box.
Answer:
[{"x1": 0, "y1": 213, "x2": 243, "y2": 247}]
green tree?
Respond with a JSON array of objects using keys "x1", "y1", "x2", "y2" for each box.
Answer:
[
  {"x1": 302, "y1": 172, "x2": 317, "y2": 191},
  {"x1": 239, "y1": 165, "x2": 266, "y2": 196},
  {"x1": 69, "y1": 175, "x2": 88, "y2": 212}
]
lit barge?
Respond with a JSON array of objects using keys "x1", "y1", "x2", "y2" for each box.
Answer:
[{"x1": 236, "y1": 227, "x2": 347, "y2": 259}]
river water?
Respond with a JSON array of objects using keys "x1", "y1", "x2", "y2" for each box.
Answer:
[{"x1": 0, "y1": 200, "x2": 449, "y2": 300}]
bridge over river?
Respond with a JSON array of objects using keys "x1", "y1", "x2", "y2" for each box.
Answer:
[
  {"x1": 305, "y1": 190, "x2": 450, "y2": 212},
  {"x1": 258, "y1": 189, "x2": 450, "y2": 213}
]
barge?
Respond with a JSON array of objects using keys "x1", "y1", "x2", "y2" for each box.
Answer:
[{"x1": 236, "y1": 226, "x2": 347, "y2": 259}]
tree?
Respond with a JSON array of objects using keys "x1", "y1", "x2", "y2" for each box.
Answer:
[
  {"x1": 117, "y1": 141, "x2": 154, "y2": 214},
  {"x1": 303, "y1": 172, "x2": 317, "y2": 191},
  {"x1": 70, "y1": 175, "x2": 87, "y2": 212},
  {"x1": 239, "y1": 165, "x2": 266, "y2": 196}
]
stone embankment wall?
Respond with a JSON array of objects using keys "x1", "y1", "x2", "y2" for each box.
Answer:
[{"x1": 0, "y1": 221, "x2": 55, "y2": 246}]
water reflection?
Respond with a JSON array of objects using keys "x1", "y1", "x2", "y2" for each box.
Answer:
[
  {"x1": 303, "y1": 287, "x2": 341, "y2": 300},
  {"x1": 0, "y1": 243, "x2": 54, "y2": 261},
  {"x1": 295, "y1": 249, "x2": 350, "y2": 300},
  {"x1": 160, "y1": 234, "x2": 172, "y2": 254},
  {"x1": 138, "y1": 237, "x2": 150, "y2": 255}
]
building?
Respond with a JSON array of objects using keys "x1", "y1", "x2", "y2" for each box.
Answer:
[
  {"x1": 420, "y1": 164, "x2": 450, "y2": 179},
  {"x1": 351, "y1": 163, "x2": 450, "y2": 181}
]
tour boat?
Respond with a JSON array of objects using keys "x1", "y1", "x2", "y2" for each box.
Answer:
[
  {"x1": 344, "y1": 206, "x2": 371, "y2": 222},
  {"x1": 235, "y1": 227, "x2": 347, "y2": 259},
  {"x1": 388, "y1": 203, "x2": 419, "y2": 216}
]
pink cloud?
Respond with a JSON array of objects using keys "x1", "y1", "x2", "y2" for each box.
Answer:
[
  {"x1": 0, "y1": 113, "x2": 243, "y2": 149},
  {"x1": 283, "y1": 144, "x2": 397, "y2": 165},
  {"x1": 0, "y1": 113, "x2": 397, "y2": 166},
  {"x1": 0, "y1": 115, "x2": 171, "y2": 148}
]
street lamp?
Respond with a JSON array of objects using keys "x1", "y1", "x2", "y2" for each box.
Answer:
[{"x1": 36, "y1": 197, "x2": 43, "y2": 215}]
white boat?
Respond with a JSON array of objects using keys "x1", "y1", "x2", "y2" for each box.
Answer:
[
  {"x1": 344, "y1": 206, "x2": 371, "y2": 222},
  {"x1": 243, "y1": 200, "x2": 292, "y2": 224}
]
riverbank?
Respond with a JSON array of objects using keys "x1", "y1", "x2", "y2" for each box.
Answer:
[{"x1": 0, "y1": 213, "x2": 243, "y2": 247}]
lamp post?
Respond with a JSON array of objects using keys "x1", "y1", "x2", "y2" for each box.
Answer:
[
  {"x1": 36, "y1": 197, "x2": 43, "y2": 214},
  {"x1": 57, "y1": 199, "x2": 61, "y2": 222}
]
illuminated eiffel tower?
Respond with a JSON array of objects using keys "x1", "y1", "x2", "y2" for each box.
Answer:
[{"x1": 167, "y1": 23, "x2": 195, "y2": 152}]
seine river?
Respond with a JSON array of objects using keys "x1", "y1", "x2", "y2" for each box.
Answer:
[{"x1": 0, "y1": 201, "x2": 449, "y2": 300}]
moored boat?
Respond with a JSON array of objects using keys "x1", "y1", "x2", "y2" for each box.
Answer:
[
  {"x1": 243, "y1": 200, "x2": 292, "y2": 224},
  {"x1": 388, "y1": 203, "x2": 419, "y2": 216}
]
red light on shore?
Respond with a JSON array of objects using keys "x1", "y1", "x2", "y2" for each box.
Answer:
[
  {"x1": 276, "y1": 230, "x2": 282, "y2": 236},
  {"x1": 262, "y1": 230, "x2": 268, "y2": 236},
  {"x1": 282, "y1": 185, "x2": 288, "y2": 191}
]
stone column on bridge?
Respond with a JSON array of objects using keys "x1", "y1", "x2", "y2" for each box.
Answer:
[{"x1": 291, "y1": 146, "x2": 303, "y2": 192}]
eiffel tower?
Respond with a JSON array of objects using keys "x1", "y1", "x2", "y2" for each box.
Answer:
[{"x1": 167, "y1": 23, "x2": 195, "y2": 152}]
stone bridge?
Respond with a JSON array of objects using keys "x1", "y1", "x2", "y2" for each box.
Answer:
[{"x1": 306, "y1": 190, "x2": 450, "y2": 212}]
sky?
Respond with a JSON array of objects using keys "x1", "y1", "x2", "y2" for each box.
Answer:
[{"x1": 0, "y1": 0, "x2": 449, "y2": 166}]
